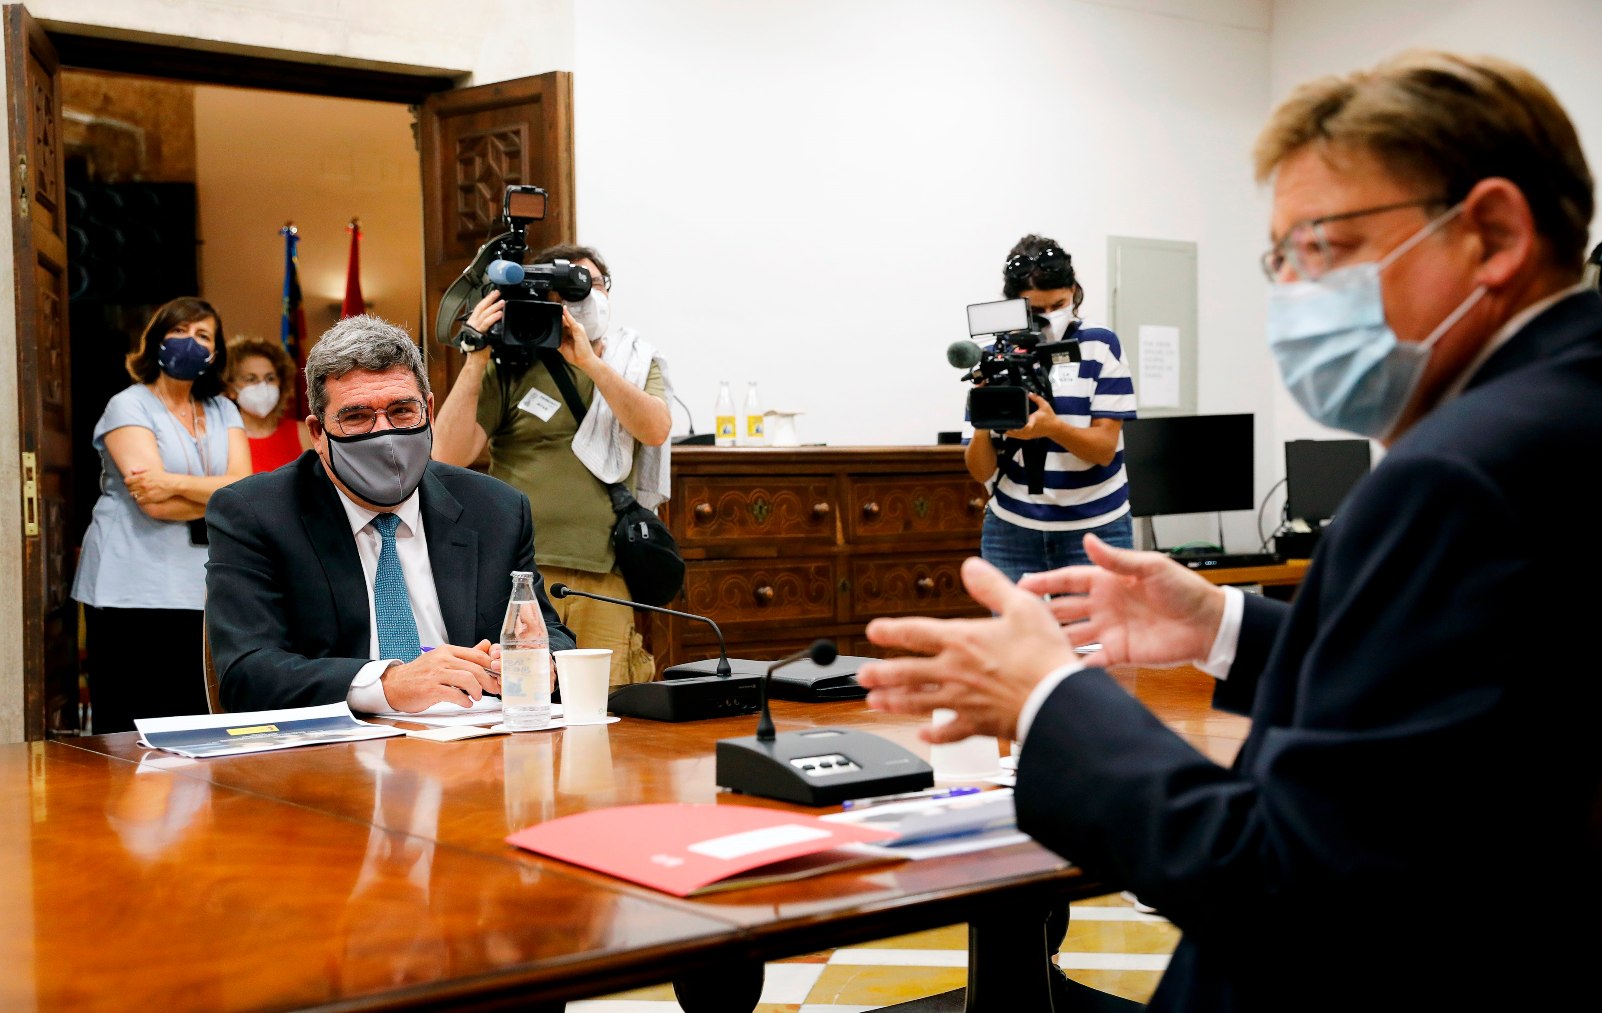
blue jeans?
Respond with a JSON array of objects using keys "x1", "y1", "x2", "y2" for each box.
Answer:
[{"x1": 980, "y1": 510, "x2": 1134, "y2": 584}]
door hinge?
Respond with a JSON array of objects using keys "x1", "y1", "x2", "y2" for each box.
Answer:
[{"x1": 22, "y1": 451, "x2": 39, "y2": 536}]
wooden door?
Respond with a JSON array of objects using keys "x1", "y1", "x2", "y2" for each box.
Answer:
[
  {"x1": 418, "y1": 72, "x2": 574, "y2": 403},
  {"x1": 5, "y1": 4, "x2": 77, "y2": 739}
]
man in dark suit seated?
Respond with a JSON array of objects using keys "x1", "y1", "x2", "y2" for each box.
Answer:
[
  {"x1": 206, "y1": 315, "x2": 574, "y2": 713},
  {"x1": 860, "y1": 50, "x2": 1601, "y2": 1010}
]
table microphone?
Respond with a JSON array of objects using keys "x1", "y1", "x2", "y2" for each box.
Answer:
[
  {"x1": 549, "y1": 582, "x2": 743, "y2": 677},
  {"x1": 549, "y1": 583, "x2": 766, "y2": 722},
  {"x1": 755, "y1": 639, "x2": 837, "y2": 743},
  {"x1": 716, "y1": 639, "x2": 934, "y2": 806}
]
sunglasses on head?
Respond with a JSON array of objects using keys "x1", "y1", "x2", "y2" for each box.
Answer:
[{"x1": 1005, "y1": 246, "x2": 1069, "y2": 280}]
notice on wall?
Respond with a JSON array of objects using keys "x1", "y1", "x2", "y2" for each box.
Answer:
[{"x1": 1137, "y1": 325, "x2": 1182, "y2": 408}]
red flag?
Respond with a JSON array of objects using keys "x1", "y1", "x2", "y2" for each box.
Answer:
[
  {"x1": 341, "y1": 219, "x2": 364, "y2": 318},
  {"x1": 279, "y1": 224, "x2": 310, "y2": 418}
]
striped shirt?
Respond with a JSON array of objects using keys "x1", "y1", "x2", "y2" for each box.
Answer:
[{"x1": 985, "y1": 325, "x2": 1136, "y2": 531}]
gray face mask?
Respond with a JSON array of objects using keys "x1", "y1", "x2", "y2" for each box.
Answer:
[{"x1": 324, "y1": 425, "x2": 433, "y2": 507}]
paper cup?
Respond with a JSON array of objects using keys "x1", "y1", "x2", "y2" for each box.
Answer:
[
  {"x1": 555, "y1": 648, "x2": 613, "y2": 723},
  {"x1": 929, "y1": 708, "x2": 1002, "y2": 782}
]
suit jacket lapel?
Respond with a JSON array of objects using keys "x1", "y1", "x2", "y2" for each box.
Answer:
[
  {"x1": 297, "y1": 456, "x2": 372, "y2": 655},
  {"x1": 420, "y1": 466, "x2": 478, "y2": 647}
]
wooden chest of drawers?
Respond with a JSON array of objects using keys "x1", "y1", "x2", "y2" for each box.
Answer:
[{"x1": 650, "y1": 447, "x2": 990, "y2": 672}]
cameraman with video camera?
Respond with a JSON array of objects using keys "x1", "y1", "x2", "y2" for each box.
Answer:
[
  {"x1": 966, "y1": 235, "x2": 1136, "y2": 580},
  {"x1": 433, "y1": 238, "x2": 671, "y2": 688}
]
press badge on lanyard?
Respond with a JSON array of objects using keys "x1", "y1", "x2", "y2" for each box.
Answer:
[
  {"x1": 518, "y1": 388, "x2": 562, "y2": 421},
  {"x1": 1049, "y1": 351, "x2": 1080, "y2": 389}
]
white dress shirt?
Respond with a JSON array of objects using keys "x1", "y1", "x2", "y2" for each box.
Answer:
[{"x1": 331, "y1": 487, "x2": 450, "y2": 713}]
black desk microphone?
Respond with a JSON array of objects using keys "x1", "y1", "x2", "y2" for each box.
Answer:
[
  {"x1": 550, "y1": 583, "x2": 765, "y2": 722},
  {"x1": 715, "y1": 639, "x2": 934, "y2": 806}
]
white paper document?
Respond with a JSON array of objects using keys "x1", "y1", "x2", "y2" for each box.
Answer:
[
  {"x1": 136, "y1": 703, "x2": 402, "y2": 759},
  {"x1": 1136, "y1": 325, "x2": 1182, "y2": 408},
  {"x1": 823, "y1": 788, "x2": 1026, "y2": 859},
  {"x1": 364, "y1": 696, "x2": 530, "y2": 727}
]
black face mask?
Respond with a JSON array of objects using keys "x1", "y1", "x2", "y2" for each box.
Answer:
[{"x1": 324, "y1": 425, "x2": 433, "y2": 507}]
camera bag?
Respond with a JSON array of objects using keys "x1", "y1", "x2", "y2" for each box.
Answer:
[{"x1": 539, "y1": 350, "x2": 686, "y2": 607}]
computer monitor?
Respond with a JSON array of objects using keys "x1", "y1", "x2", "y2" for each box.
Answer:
[
  {"x1": 1285, "y1": 439, "x2": 1371, "y2": 524},
  {"x1": 1121, "y1": 414, "x2": 1254, "y2": 518}
]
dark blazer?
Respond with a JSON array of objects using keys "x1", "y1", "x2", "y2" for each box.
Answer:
[
  {"x1": 206, "y1": 452, "x2": 575, "y2": 712},
  {"x1": 1016, "y1": 291, "x2": 1602, "y2": 1010}
]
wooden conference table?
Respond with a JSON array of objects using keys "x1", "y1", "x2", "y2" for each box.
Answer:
[{"x1": 3, "y1": 670, "x2": 1247, "y2": 1012}]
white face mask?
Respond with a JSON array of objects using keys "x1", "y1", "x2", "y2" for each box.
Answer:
[
  {"x1": 1266, "y1": 202, "x2": 1484, "y2": 440},
  {"x1": 1042, "y1": 306, "x2": 1076, "y2": 342},
  {"x1": 569, "y1": 289, "x2": 611, "y2": 342},
  {"x1": 235, "y1": 382, "x2": 281, "y2": 418}
]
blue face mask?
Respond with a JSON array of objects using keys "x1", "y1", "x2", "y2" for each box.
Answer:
[
  {"x1": 1266, "y1": 204, "x2": 1484, "y2": 440},
  {"x1": 158, "y1": 336, "x2": 214, "y2": 381}
]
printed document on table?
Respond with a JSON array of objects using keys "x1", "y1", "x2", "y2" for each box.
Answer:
[
  {"x1": 822, "y1": 788, "x2": 1027, "y2": 859},
  {"x1": 363, "y1": 697, "x2": 557, "y2": 727},
  {"x1": 136, "y1": 703, "x2": 402, "y2": 759}
]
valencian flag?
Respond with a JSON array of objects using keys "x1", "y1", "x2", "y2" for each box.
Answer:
[
  {"x1": 341, "y1": 218, "x2": 364, "y2": 318},
  {"x1": 279, "y1": 224, "x2": 309, "y2": 418}
]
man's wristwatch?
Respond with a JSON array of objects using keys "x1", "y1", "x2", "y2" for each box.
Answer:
[{"x1": 455, "y1": 324, "x2": 489, "y2": 354}]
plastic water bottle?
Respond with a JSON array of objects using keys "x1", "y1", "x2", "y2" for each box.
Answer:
[
  {"x1": 500, "y1": 571, "x2": 551, "y2": 730},
  {"x1": 714, "y1": 380, "x2": 736, "y2": 447},
  {"x1": 740, "y1": 381, "x2": 766, "y2": 446}
]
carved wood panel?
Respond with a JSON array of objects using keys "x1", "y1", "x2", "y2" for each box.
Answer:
[
  {"x1": 27, "y1": 52, "x2": 58, "y2": 233},
  {"x1": 675, "y1": 476, "x2": 837, "y2": 547},
  {"x1": 452, "y1": 126, "x2": 525, "y2": 243},
  {"x1": 34, "y1": 260, "x2": 62, "y2": 404},
  {"x1": 682, "y1": 560, "x2": 838, "y2": 628},
  {"x1": 850, "y1": 554, "x2": 978, "y2": 621},
  {"x1": 846, "y1": 475, "x2": 988, "y2": 542}
]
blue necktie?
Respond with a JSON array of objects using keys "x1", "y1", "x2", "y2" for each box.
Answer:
[{"x1": 372, "y1": 513, "x2": 422, "y2": 662}]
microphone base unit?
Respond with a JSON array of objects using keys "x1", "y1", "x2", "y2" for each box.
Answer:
[
  {"x1": 665, "y1": 655, "x2": 871, "y2": 701},
  {"x1": 715, "y1": 728, "x2": 935, "y2": 806},
  {"x1": 607, "y1": 674, "x2": 763, "y2": 722},
  {"x1": 661, "y1": 658, "x2": 772, "y2": 680}
]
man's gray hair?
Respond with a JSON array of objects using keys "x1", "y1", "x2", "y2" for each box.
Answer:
[{"x1": 305, "y1": 315, "x2": 431, "y2": 418}]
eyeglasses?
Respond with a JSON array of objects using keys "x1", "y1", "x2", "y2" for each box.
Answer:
[
  {"x1": 1261, "y1": 197, "x2": 1448, "y2": 282},
  {"x1": 330, "y1": 398, "x2": 426, "y2": 436},
  {"x1": 1005, "y1": 246, "x2": 1069, "y2": 281}
]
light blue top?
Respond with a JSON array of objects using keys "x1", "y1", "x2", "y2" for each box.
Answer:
[{"x1": 70, "y1": 385, "x2": 244, "y2": 610}]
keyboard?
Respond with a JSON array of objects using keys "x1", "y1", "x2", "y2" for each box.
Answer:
[{"x1": 1167, "y1": 551, "x2": 1282, "y2": 570}]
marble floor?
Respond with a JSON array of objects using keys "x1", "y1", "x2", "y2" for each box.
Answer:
[{"x1": 568, "y1": 892, "x2": 1177, "y2": 1011}]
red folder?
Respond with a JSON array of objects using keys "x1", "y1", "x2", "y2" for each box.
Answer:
[{"x1": 506, "y1": 803, "x2": 901, "y2": 896}]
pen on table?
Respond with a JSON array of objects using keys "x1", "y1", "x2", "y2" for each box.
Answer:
[{"x1": 840, "y1": 786, "x2": 982, "y2": 810}]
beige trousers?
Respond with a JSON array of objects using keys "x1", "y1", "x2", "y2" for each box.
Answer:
[{"x1": 540, "y1": 565, "x2": 657, "y2": 687}]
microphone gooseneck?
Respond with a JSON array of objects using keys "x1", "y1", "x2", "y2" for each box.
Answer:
[
  {"x1": 757, "y1": 639, "x2": 836, "y2": 743},
  {"x1": 549, "y1": 582, "x2": 734, "y2": 677}
]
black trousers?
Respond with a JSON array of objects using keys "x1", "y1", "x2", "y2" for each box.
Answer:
[{"x1": 84, "y1": 606, "x2": 209, "y2": 734}]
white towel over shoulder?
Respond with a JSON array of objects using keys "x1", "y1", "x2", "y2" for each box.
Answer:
[{"x1": 571, "y1": 326, "x2": 673, "y2": 510}]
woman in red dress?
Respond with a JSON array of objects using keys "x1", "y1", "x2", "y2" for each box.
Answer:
[{"x1": 223, "y1": 335, "x2": 311, "y2": 473}]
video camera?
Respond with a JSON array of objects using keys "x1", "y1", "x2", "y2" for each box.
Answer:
[
  {"x1": 441, "y1": 184, "x2": 593, "y2": 369},
  {"x1": 949, "y1": 297, "x2": 1081, "y2": 432}
]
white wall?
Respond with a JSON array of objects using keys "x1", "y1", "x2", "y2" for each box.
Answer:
[
  {"x1": 573, "y1": 0, "x2": 1279, "y2": 549},
  {"x1": 1266, "y1": 0, "x2": 1602, "y2": 456}
]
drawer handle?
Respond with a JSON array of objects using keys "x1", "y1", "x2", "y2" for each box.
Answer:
[
  {"x1": 754, "y1": 585, "x2": 775, "y2": 604},
  {"x1": 812, "y1": 501, "x2": 831, "y2": 519},
  {"x1": 693, "y1": 502, "x2": 713, "y2": 522},
  {"x1": 968, "y1": 497, "x2": 985, "y2": 512},
  {"x1": 861, "y1": 501, "x2": 880, "y2": 518},
  {"x1": 915, "y1": 576, "x2": 935, "y2": 594}
]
